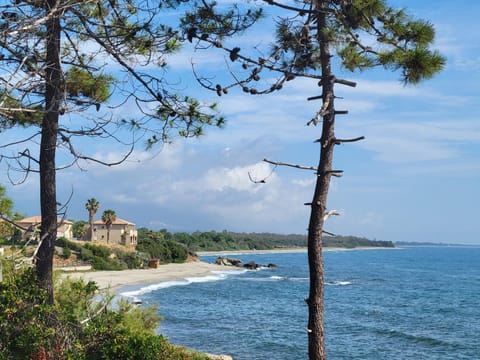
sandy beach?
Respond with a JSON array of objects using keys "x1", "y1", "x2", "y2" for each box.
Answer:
[{"x1": 61, "y1": 261, "x2": 227, "y2": 292}]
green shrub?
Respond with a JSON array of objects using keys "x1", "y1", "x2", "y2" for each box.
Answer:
[
  {"x1": 0, "y1": 266, "x2": 211, "y2": 360},
  {"x1": 56, "y1": 237, "x2": 83, "y2": 252},
  {"x1": 83, "y1": 243, "x2": 111, "y2": 258},
  {"x1": 0, "y1": 266, "x2": 68, "y2": 359},
  {"x1": 80, "y1": 247, "x2": 94, "y2": 261}
]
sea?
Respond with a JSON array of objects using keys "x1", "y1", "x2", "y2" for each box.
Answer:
[{"x1": 120, "y1": 247, "x2": 480, "y2": 359}]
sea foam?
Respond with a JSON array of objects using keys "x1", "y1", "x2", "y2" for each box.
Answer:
[{"x1": 120, "y1": 269, "x2": 245, "y2": 298}]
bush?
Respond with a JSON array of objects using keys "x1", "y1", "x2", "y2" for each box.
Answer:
[
  {"x1": 56, "y1": 237, "x2": 83, "y2": 252},
  {"x1": 0, "y1": 266, "x2": 67, "y2": 359},
  {"x1": 83, "y1": 243, "x2": 110, "y2": 259},
  {"x1": 0, "y1": 265, "x2": 211, "y2": 360}
]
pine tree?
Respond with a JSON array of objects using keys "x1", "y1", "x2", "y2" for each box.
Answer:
[
  {"x1": 184, "y1": 1, "x2": 445, "y2": 358},
  {"x1": 0, "y1": 0, "x2": 260, "y2": 303}
]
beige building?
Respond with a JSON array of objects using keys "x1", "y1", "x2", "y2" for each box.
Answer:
[
  {"x1": 17, "y1": 216, "x2": 74, "y2": 241},
  {"x1": 88, "y1": 218, "x2": 138, "y2": 246}
]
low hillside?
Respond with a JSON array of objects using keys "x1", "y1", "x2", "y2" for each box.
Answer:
[{"x1": 149, "y1": 229, "x2": 395, "y2": 252}]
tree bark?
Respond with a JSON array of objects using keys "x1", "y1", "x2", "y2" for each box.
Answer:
[
  {"x1": 307, "y1": 2, "x2": 336, "y2": 359},
  {"x1": 89, "y1": 213, "x2": 94, "y2": 241},
  {"x1": 36, "y1": 0, "x2": 61, "y2": 305}
]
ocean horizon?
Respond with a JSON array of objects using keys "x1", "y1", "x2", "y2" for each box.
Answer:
[{"x1": 121, "y1": 247, "x2": 480, "y2": 359}]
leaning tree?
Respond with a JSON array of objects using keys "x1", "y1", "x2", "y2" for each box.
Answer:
[
  {"x1": 183, "y1": 0, "x2": 445, "y2": 358},
  {"x1": 0, "y1": 0, "x2": 260, "y2": 304}
]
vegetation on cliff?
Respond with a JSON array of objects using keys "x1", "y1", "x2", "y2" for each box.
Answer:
[{"x1": 0, "y1": 265, "x2": 210, "y2": 360}]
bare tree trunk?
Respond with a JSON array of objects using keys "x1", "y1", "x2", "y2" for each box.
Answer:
[
  {"x1": 307, "y1": 3, "x2": 336, "y2": 359},
  {"x1": 36, "y1": 1, "x2": 61, "y2": 305},
  {"x1": 89, "y1": 213, "x2": 94, "y2": 241}
]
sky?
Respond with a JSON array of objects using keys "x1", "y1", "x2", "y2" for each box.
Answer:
[{"x1": 1, "y1": 0, "x2": 480, "y2": 244}]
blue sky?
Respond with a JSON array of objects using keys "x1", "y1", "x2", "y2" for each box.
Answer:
[{"x1": 1, "y1": 0, "x2": 480, "y2": 244}]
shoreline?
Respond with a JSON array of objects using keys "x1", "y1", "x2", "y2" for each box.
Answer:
[
  {"x1": 197, "y1": 246, "x2": 395, "y2": 256},
  {"x1": 60, "y1": 261, "x2": 228, "y2": 293},
  {"x1": 61, "y1": 246, "x2": 395, "y2": 293}
]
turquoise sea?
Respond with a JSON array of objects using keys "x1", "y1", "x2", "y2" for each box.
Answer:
[{"x1": 121, "y1": 247, "x2": 480, "y2": 359}]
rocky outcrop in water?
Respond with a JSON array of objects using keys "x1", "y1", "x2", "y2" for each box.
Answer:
[{"x1": 215, "y1": 257, "x2": 277, "y2": 270}]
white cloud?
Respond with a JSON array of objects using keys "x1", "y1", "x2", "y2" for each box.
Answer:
[{"x1": 350, "y1": 119, "x2": 480, "y2": 163}]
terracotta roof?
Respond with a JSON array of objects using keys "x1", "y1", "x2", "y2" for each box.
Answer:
[
  {"x1": 92, "y1": 217, "x2": 135, "y2": 225},
  {"x1": 18, "y1": 216, "x2": 73, "y2": 224}
]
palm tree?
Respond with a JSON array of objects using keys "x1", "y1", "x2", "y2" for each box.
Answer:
[
  {"x1": 101, "y1": 209, "x2": 116, "y2": 244},
  {"x1": 85, "y1": 198, "x2": 100, "y2": 241}
]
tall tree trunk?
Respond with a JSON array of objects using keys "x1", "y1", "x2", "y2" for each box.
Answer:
[
  {"x1": 89, "y1": 213, "x2": 94, "y2": 241},
  {"x1": 36, "y1": 1, "x2": 61, "y2": 305},
  {"x1": 307, "y1": 2, "x2": 335, "y2": 359}
]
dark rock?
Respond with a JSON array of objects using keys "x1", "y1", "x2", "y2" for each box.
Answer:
[
  {"x1": 215, "y1": 257, "x2": 243, "y2": 267},
  {"x1": 243, "y1": 261, "x2": 259, "y2": 270},
  {"x1": 215, "y1": 257, "x2": 278, "y2": 270}
]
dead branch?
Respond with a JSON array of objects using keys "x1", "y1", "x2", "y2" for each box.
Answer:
[
  {"x1": 326, "y1": 170, "x2": 343, "y2": 177},
  {"x1": 60, "y1": 133, "x2": 135, "y2": 167},
  {"x1": 332, "y1": 77, "x2": 357, "y2": 87},
  {"x1": 307, "y1": 93, "x2": 333, "y2": 126},
  {"x1": 248, "y1": 172, "x2": 266, "y2": 184},
  {"x1": 80, "y1": 301, "x2": 109, "y2": 325},
  {"x1": 263, "y1": 158, "x2": 316, "y2": 171},
  {"x1": 248, "y1": 162, "x2": 278, "y2": 183},
  {"x1": 0, "y1": 215, "x2": 30, "y2": 231},
  {"x1": 323, "y1": 209, "x2": 340, "y2": 221},
  {"x1": 333, "y1": 136, "x2": 365, "y2": 144}
]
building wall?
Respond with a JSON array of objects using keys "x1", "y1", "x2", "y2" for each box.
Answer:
[
  {"x1": 17, "y1": 217, "x2": 73, "y2": 241},
  {"x1": 91, "y1": 222, "x2": 137, "y2": 246}
]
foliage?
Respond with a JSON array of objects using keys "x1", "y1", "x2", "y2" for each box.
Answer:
[
  {"x1": 0, "y1": 266, "x2": 210, "y2": 360},
  {"x1": 0, "y1": 0, "x2": 254, "y2": 302},
  {"x1": 56, "y1": 237, "x2": 83, "y2": 252},
  {"x1": 54, "y1": 235, "x2": 192, "y2": 269},
  {"x1": 72, "y1": 220, "x2": 88, "y2": 239},
  {"x1": 101, "y1": 209, "x2": 116, "y2": 244},
  {"x1": 0, "y1": 266, "x2": 69, "y2": 359},
  {"x1": 62, "y1": 247, "x2": 72, "y2": 259},
  {"x1": 0, "y1": 185, "x2": 15, "y2": 242},
  {"x1": 165, "y1": 230, "x2": 394, "y2": 252},
  {"x1": 54, "y1": 276, "x2": 100, "y2": 325},
  {"x1": 323, "y1": 236, "x2": 394, "y2": 249},
  {"x1": 65, "y1": 67, "x2": 112, "y2": 103},
  {"x1": 136, "y1": 228, "x2": 188, "y2": 263},
  {"x1": 101, "y1": 210, "x2": 116, "y2": 227},
  {"x1": 0, "y1": 185, "x2": 13, "y2": 218},
  {"x1": 55, "y1": 237, "x2": 147, "y2": 270},
  {"x1": 80, "y1": 243, "x2": 126, "y2": 271}
]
